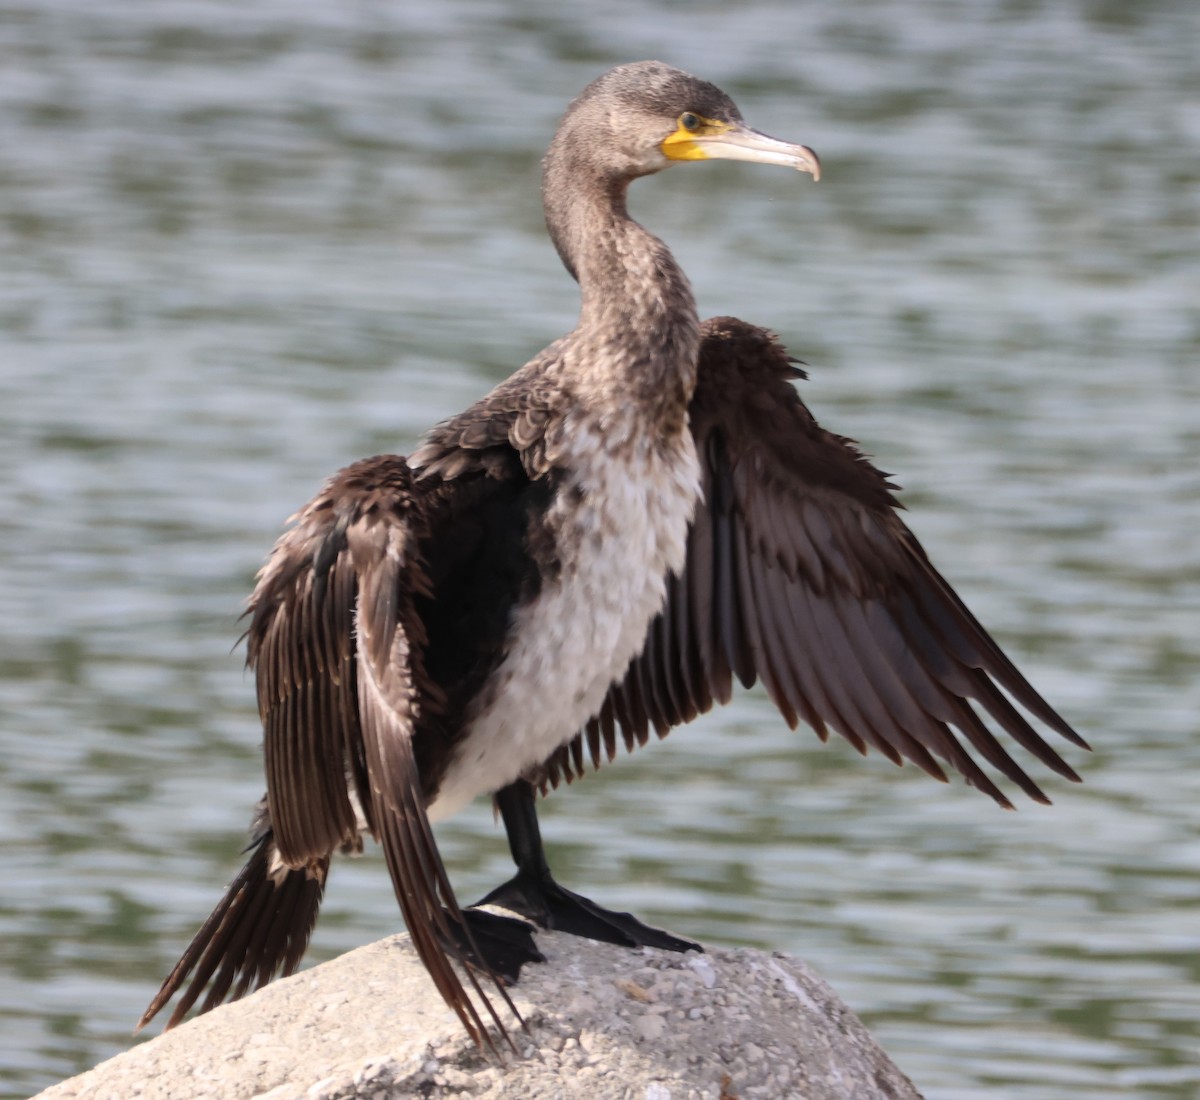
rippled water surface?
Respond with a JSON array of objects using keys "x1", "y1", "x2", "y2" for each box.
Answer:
[{"x1": 2, "y1": 2, "x2": 1197, "y2": 1097}]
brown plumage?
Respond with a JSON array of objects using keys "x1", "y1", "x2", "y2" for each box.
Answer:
[
  {"x1": 138, "y1": 62, "x2": 1085, "y2": 1053},
  {"x1": 536, "y1": 319, "x2": 1086, "y2": 805}
]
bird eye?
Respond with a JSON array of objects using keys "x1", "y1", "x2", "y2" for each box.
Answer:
[{"x1": 679, "y1": 112, "x2": 701, "y2": 132}]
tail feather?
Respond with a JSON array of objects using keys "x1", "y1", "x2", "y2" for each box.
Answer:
[{"x1": 137, "y1": 809, "x2": 328, "y2": 1032}]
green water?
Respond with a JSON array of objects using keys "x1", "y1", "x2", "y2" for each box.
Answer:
[{"x1": 1, "y1": 2, "x2": 1197, "y2": 1097}]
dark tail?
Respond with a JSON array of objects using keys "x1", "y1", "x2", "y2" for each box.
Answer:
[{"x1": 137, "y1": 799, "x2": 328, "y2": 1032}]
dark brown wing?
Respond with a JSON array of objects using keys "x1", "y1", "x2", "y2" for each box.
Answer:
[
  {"x1": 140, "y1": 456, "x2": 526, "y2": 1045},
  {"x1": 250, "y1": 456, "x2": 516, "y2": 1049},
  {"x1": 540, "y1": 317, "x2": 1087, "y2": 808}
]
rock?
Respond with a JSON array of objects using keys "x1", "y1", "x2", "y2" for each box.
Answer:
[{"x1": 32, "y1": 931, "x2": 923, "y2": 1100}]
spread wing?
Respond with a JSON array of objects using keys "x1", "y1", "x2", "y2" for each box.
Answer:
[
  {"x1": 539, "y1": 317, "x2": 1088, "y2": 808},
  {"x1": 249, "y1": 455, "x2": 516, "y2": 1049}
]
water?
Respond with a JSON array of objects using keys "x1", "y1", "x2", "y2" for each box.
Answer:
[{"x1": 1, "y1": 2, "x2": 1197, "y2": 1096}]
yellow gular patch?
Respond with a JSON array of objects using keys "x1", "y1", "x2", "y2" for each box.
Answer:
[{"x1": 661, "y1": 116, "x2": 733, "y2": 161}]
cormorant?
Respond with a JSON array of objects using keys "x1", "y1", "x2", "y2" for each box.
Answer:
[{"x1": 138, "y1": 61, "x2": 1086, "y2": 1052}]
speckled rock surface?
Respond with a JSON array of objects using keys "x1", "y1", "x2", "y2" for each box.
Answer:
[{"x1": 34, "y1": 931, "x2": 923, "y2": 1100}]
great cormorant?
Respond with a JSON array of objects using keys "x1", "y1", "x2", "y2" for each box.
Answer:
[{"x1": 138, "y1": 61, "x2": 1086, "y2": 1052}]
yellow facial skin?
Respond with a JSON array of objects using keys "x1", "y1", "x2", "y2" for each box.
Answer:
[
  {"x1": 660, "y1": 114, "x2": 735, "y2": 161},
  {"x1": 661, "y1": 113, "x2": 821, "y2": 179}
]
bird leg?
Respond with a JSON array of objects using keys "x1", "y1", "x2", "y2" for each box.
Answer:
[{"x1": 473, "y1": 779, "x2": 702, "y2": 954}]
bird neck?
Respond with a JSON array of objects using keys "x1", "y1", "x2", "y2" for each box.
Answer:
[{"x1": 553, "y1": 181, "x2": 700, "y2": 433}]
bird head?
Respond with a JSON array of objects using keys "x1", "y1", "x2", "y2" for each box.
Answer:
[{"x1": 556, "y1": 61, "x2": 820, "y2": 183}]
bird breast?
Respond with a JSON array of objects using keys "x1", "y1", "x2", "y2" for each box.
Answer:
[{"x1": 427, "y1": 421, "x2": 702, "y2": 822}]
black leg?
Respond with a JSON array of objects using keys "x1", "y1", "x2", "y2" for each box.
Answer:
[{"x1": 473, "y1": 779, "x2": 701, "y2": 954}]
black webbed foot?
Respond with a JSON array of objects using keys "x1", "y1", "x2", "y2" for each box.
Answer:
[
  {"x1": 476, "y1": 869, "x2": 702, "y2": 953},
  {"x1": 443, "y1": 906, "x2": 545, "y2": 984},
  {"x1": 483, "y1": 778, "x2": 704, "y2": 956}
]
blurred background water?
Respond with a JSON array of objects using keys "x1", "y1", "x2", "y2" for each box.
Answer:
[{"x1": 1, "y1": 1, "x2": 1197, "y2": 1097}]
